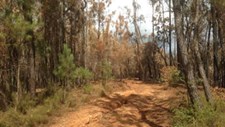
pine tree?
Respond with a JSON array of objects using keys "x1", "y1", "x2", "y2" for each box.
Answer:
[{"x1": 54, "y1": 44, "x2": 76, "y2": 85}]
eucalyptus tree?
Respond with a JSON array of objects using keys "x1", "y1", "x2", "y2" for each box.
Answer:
[
  {"x1": 132, "y1": 0, "x2": 145, "y2": 80},
  {"x1": 172, "y1": 0, "x2": 201, "y2": 106}
]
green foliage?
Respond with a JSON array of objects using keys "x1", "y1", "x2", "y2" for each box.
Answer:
[
  {"x1": 83, "y1": 84, "x2": 93, "y2": 94},
  {"x1": 54, "y1": 44, "x2": 93, "y2": 87},
  {"x1": 161, "y1": 66, "x2": 184, "y2": 86},
  {"x1": 173, "y1": 107, "x2": 195, "y2": 127},
  {"x1": 0, "y1": 88, "x2": 65, "y2": 127},
  {"x1": 101, "y1": 60, "x2": 112, "y2": 86},
  {"x1": 0, "y1": 109, "x2": 25, "y2": 127},
  {"x1": 0, "y1": 32, "x2": 5, "y2": 41},
  {"x1": 169, "y1": 69, "x2": 184, "y2": 86},
  {"x1": 54, "y1": 44, "x2": 76, "y2": 83},
  {"x1": 53, "y1": 44, "x2": 93, "y2": 106},
  {"x1": 3, "y1": 13, "x2": 36, "y2": 43},
  {"x1": 102, "y1": 60, "x2": 112, "y2": 80},
  {"x1": 44, "y1": 88, "x2": 65, "y2": 106},
  {"x1": 74, "y1": 67, "x2": 93, "y2": 86},
  {"x1": 12, "y1": 93, "x2": 36, "y2": 114},
  {"x1": 0, "y1": 76, "x2": 115, "y2": 127},
  {"x1": 173, "y1": 99, "x2": 225, "y2": 127}
]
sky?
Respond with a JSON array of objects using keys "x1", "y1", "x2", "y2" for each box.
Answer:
[
  {"x1": 107, "y1": 0, "x2": 153, "y2": 36},
  {"x1": 104, "y1": 0, "x2": 176, "y2": 53}
]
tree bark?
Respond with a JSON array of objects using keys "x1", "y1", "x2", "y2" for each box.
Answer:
[
  {"x1": 192, "y1": 0, "x2": 212, "y2": 103},
  {"x1": 133, "y1": 0, "x2": 144, "y2": 80},
  {"x1": 211, "y1": 3, "x2": 219, "y2": 87},
  {"x1": 169, "y1": 0, "x2": 173, "y2": 66},
  {"x1": 16, "y1": 55, "x2": 22, "y2": 110},
  {"x1": 173, "y1": 0, "x2": 201, "y2": 106}
]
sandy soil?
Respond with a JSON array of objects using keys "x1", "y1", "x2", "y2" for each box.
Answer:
[{"x1": 49, "y1": 80, "x2": 185, "y2": 127}]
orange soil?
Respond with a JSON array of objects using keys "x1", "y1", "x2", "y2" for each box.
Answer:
[{"x1": 49, "y1": 80, "x2": 185, "y2": 127}]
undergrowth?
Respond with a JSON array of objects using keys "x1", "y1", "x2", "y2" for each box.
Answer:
[
  {"x1": 173, "y1": 99, "x2": 225, "y2": 127},
  {"x1": 83, "y1": 84, "x2": 93, "y2": 94},
  {"x1": 0, "y1": 80, "x2": 126, "y2": 127},
  {"x1": 0, "y1": 88, "x2": 64, "y2": 127},
  {"x1": 161, "y1": 66, "x2": 184, "y2": 86}
]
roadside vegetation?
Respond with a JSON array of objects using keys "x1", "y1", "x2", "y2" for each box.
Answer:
[
  {"x1": 1, "y1": 0, "x2": 225, "y2": 127},
  {"x1": 173, "y1": 97, "x2": 225, "y2": 127}
]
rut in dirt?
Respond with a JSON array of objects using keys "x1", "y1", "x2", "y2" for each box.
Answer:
[{"x1": 49, "y1": 80, "x2": 185, "y2": 127}]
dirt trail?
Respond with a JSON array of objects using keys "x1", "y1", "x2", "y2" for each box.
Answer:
[{"x1": 49, "y1": 80, "x2": 185, "y2": 127}]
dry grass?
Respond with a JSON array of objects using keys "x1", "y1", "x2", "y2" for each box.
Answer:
[{"x1": 0, "y1": 80, "x2": 128, "y2": 127}]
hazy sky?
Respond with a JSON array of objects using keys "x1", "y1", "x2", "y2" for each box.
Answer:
[
  {"x1": 107, "y1": 0, "x2": 153, "y2": 35},
  {"x1": 105, "y1": 0, "x2": 176, "y2": 52}
]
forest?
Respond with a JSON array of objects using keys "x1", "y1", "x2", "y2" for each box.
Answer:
[{"x1": 0, "y1": 0, "x2": 225, "y2": 127}]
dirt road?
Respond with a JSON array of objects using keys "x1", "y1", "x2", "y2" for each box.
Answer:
[{"x1": 49, "y1": 80, "x2": 185, "y2": 127}]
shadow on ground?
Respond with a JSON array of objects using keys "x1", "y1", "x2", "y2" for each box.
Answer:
[{"x1": 94, "y1": 85, "x2": 177, "y2": 127}]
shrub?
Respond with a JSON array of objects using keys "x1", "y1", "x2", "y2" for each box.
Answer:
[
  {"x1": 54, "y1": 43, "x2": 76, "y2": 85},
  {"x1": 0, "y1": 108, "x2": 25, "y2": 127},
  {"x1": 0, "y1": 88, "x2": 65, "y2": 127},
  {"x1": 101, "y1": 60, "x2": 112, "y2": 86},
  {"x1": 54, "y1": 44, "x2": 93, "y2": 101},
  {"x1": 74, "y1": 67, "x2": 93, "y2": 86},
  {"x1": 173, "y1": 107, "x2": 194, "y2": 127},
  {"x1": 173, "y1": 99, "x2": 225, "y2": 127},
  {"x1": 161, "y1": 66, "x2": 184, "y2": 86},
  {"x1": 83, "y1": 84, "x2": 93, "y2": 94},
  {"x1": 11, "y1": 93, "x2": 36, "y2": 114},
  {"x1": 54, "y1": 44, "x2": 93, "y2": 87}
]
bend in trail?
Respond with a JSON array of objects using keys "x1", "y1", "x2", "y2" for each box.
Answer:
[{"x1": 49, "y1": 80, "x2": 185, "y2": 127}]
